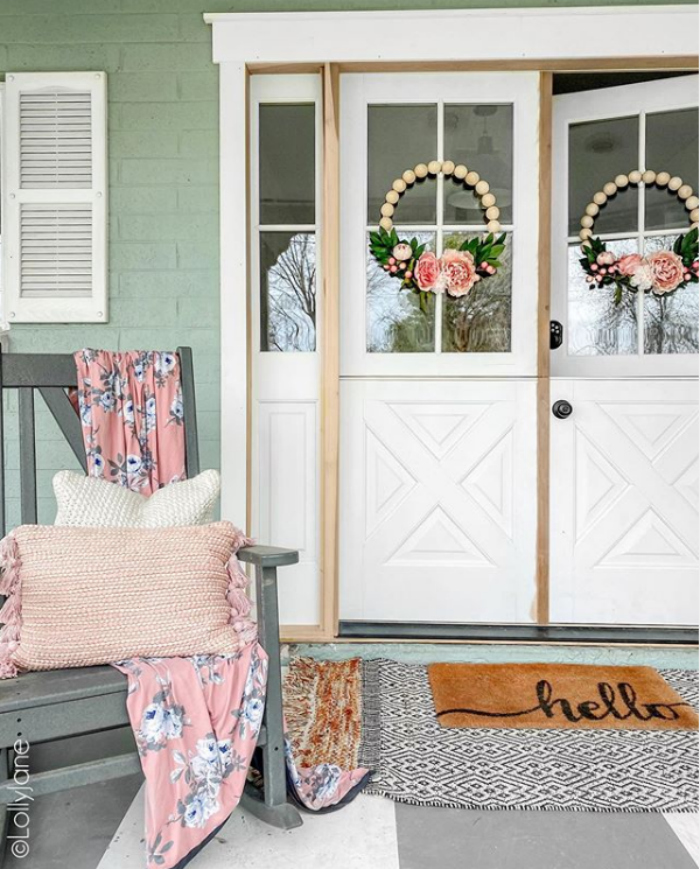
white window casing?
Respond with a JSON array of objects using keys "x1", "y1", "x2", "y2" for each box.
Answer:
[{"x1": 2, "y1": 72, "x2": 107, "y2": 323}]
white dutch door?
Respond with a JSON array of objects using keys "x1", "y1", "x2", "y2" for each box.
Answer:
[
  {"x1": 339, "y1": 73, "x2": 540, "y2": 624},
  {"x1": 550, "y1": 75, "x2": 699, "y2": 625}
]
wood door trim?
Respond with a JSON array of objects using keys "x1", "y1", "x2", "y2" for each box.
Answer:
[
  {"x1": 320, "y1": 63, "x2": 341, "y2": 641},
  {"x1": 248, "y1": 57, "x2": 698, "y2": 75},
  {"x1": 537, "y1": 72, "x2": 553, "y2": 625}
]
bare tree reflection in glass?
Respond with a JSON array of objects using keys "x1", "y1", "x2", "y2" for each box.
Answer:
[
  {"x1": 567, "y1": 238, "x2": 638, "y2": 356},
  {"x1": 366, "y1": 231, "x2": 436, "y2": 352},
  {"x1": 442, "y1": 232, "x2": 512, "y2": 353},
  {"x1": 260, "y1": 232, "x2": 316, "y2": 352},
  {"x1": 643, "y1": 234, "x2": 699, "y2": 355}
]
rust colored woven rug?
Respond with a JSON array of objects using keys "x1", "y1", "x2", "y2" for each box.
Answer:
[
  {"x1": 428, "y1": 663, "x2": 699, "y2": 731},
  {"x1": 283, "y1": 657, "x2": 375, "y2": 769}
]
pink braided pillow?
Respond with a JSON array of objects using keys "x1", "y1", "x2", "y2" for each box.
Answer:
[{"x1": 0, "y1": 521, "x2": 256, "y2": 677}]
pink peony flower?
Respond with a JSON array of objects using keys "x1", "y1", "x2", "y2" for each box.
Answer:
[
  {"x1": 441, "y1": 249, "x2": 477, "y2": 297},
  {"x1": 617, "y1": 253, "x2": 644, "y2": 277},
  {"x1": 597, "y1": 251, "x2": 615, "y2": 266},
  {"x1": 648, "y1": 250, "x2": 685, "y2": 294},
  {"x1": 392, "y1": 243, "x2": 413, "y2": 262},
  {"x1": 414, "y1": 251, "x2": 442, "y2": 292}
]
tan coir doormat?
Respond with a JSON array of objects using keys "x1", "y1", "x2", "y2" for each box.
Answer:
[{"x1": 428, "y1": 663, "x2": 699, "y2": 731}]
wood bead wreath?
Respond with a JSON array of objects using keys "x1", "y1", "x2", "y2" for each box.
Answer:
[
  {"x1": 369, "y1": 159, "x2": 506, "y2": 303},
  {"x1": 578, "y1": 169, "x2": 699, "y2": 305}
]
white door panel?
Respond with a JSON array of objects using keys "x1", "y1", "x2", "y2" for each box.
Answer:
[
  {"x1": 249, "y1": 75, "x2": 323, "y2": 626},
  {"x1": 550, "y1": 75, "x2": 699, "y2": 627},
  {"x1": 340, "y1": 379, "x2": 537, "y2": 623},
  {"x1": 550, "y1": 379, "x2": 698, "y2": 625},
  {"x1": 338, "y1": 71, "x2": 540, "y2": 624}
]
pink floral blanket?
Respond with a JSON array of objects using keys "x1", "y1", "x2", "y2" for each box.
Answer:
[{"x1": 74, "y1": 350, "x2": 369, "y2": 868}]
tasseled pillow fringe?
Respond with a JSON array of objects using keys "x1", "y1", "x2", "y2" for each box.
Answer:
[
  {"x1": 226, "y1": 533, "x2": 258, "y2": 649},
  {"x1": 0, "y1": 535, "x2": 21, "y2": 679}
]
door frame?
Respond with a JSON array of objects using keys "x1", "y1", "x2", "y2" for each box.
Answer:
[{"x1": 205, "y1": 6, "x2": 699, "y2": 641}]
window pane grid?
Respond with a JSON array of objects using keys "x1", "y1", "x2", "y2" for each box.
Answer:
[
  {"x1": 366, "y1": 100, "x2": 514, "y2": 355},
  {"x1": 567, "y1": 105, "x2": 698, "y2": 359},
  {"x1": 257, "y1": 102, "x2": 318, "y2": 353}
]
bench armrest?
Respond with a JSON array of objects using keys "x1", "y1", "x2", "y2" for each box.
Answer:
[{"x1": 238, "y1": 545, "x2": 299, "y2": 569}]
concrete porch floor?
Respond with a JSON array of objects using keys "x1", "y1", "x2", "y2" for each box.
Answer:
[{"x1": 4, "y1": 778, "x2": 698, "y2": 869}]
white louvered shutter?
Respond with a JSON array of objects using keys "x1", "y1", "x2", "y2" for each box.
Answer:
[{"x1": 3, "y1": 72, "x2": 107, "y2": 322}]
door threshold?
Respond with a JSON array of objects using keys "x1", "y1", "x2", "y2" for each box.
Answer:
[{"x1": 338, "y1": 621, "x2": 699, "y2": 646}]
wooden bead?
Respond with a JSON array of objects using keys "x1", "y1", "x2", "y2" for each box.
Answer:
[
  {"x1": 678, "y1": 184, "x2": 693, "y2": 200},
  {"x1": 580, "y1": 215, "x2": 594, "y2": 229},
  {"x1": 615, "y1": 174, "x2": 629, "y2": 188},
  {"x1": 414, "y1": 163, "x2": 428, "y2": 178},
  {"x1": 481, "y1": 193, "x2": 496, "y2": 208},
  {"x1": 487, "y1": 220, "x2": 501, "y2": 234},
  {"x1": 581, "y1": 239, "x2": 592, "y2": 249},
  {"x1": 685, "y1": 196, "x2": 699, "y2": 211},
  {"x1": 692, "y1": 223, "x2": 699, "y2": 231},
  {"x1": 656, "y1": 171, "x2": 671, "y2": 187},
  {"x1": 380, "y1": 203, "x2": 394, "y2": 217},
  {"x1": 453, "y1": 164, "x2": 468, "y2": 179},
  {"x1": 642, "y1": 170, "x2": 656, "y2": 185},
  {"x1": 603, "y1": 181, "x2": 618, "y2": 196},
  {"x1": 402, "y1": 169, "x2": 416, "y2": 185},
  {"x1": 475, "y1": 180, "x2": 490, "y2": 195},
  {"x1": 628, "y1": 170, "x2": 642, "y2": 184},
  {"x1": 379, "y1": 217, "x2": 393, "y2": 231},
  {"x1": 385, "y1": 190, "x2": 400, "y2": 205},
  {"x1": 392, "y1": 178, "x2": 407, "y2": 194},
  {"x1": 428, "y1": 160, "x2": 442, "y2": 175},
  {"x1": 585, "y1": 203, "x2": 599, "y2": 217},
  {"x1": 690, "y1": 209, "x2": 699, "y2": 223},
  {"x1": 485, "y1": 206, "x2": 500, "y2": 220},
  {"x1": 466, "y1": 171, "x2": 480, "y2": 186},
  {"x1": 579, "y1": 228, "x2": 592, "y2": 240},
  {"x1": 442, "y1": 160, "x2": 455, "y2": 175},
  {"x1": 593, "y1": 191, "x2": 607, "y2": 206},
  {"x1": 668, "y1": 176, "x2": 683, "y2": 191}
]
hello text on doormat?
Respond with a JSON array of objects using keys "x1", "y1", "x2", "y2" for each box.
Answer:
[{"x1": 428, "y1": 663, "x2": 699, "y2": 731}]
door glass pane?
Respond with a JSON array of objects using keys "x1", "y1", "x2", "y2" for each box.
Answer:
[
  {"x1": 367, "y1": 231, "x2": 435, "y2": 352},
  {"x1": 442, "y1": 231, "x2": 512, "y2": 352},
  {"x1": 568, "y1": 116, "x2": 639, "y2": 236},
  {"x1": 368, "y1": 105, "x2": 437, "y2": 225},
  {"x1": 567, "y1": 237, "x2": 638, "y2": 356},
  {"x1": 259, "y1": 104, "x2": 315, "y2": 225},
  {"x1": 260, "y1": 232, "x2": 316, "y2": 352},
  {"x1": 645, "y1": 108, "x2": 699, "y2": 231},
  {"x1": 443, "y1": 105, "x2": 513, "y2": 225},
  {"x1": 643, "y1": 234, "x2": 699, "y2": 354}
]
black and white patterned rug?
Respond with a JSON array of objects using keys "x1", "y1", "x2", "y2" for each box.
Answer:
[{"x1": 359, "y1": 660, "x2": 698, "y2": 813}]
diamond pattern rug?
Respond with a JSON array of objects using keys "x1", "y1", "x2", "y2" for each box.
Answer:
[{"x1": 361, "y1": 660, "x2": 698, "y2": 813}]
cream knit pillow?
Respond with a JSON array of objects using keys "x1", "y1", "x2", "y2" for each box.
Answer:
[
  {"x1": 0, "y1": 521, "x2": 255, "y2": 675},
  {"x1": 53, "y1": 469, "x2": 220, "y2": 527}
]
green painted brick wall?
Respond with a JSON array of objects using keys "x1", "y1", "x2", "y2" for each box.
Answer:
[{"x1": 0, "y1": 0, "x2": 692, "y2": 527}]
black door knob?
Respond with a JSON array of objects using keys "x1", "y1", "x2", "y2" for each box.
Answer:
[{"x1": 552, "y1": 400, "x2": 573, "y2": 420}]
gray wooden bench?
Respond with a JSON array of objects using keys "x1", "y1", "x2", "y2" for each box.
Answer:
[{"x1": 0, "y1": 347, "x2": 302, "y2": 863}]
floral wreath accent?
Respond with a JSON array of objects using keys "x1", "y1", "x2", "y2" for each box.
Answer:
[
  {"x1": 578, "y1": 169, "x2": 699, "y2": 305},
  {"x1": 369, "y1": 159, "x2": 507, "y2": 307}
]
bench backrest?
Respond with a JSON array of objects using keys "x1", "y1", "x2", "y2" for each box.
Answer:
[{"x1": 0, "y1": 347, "x2": 200, "y2": 536}]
